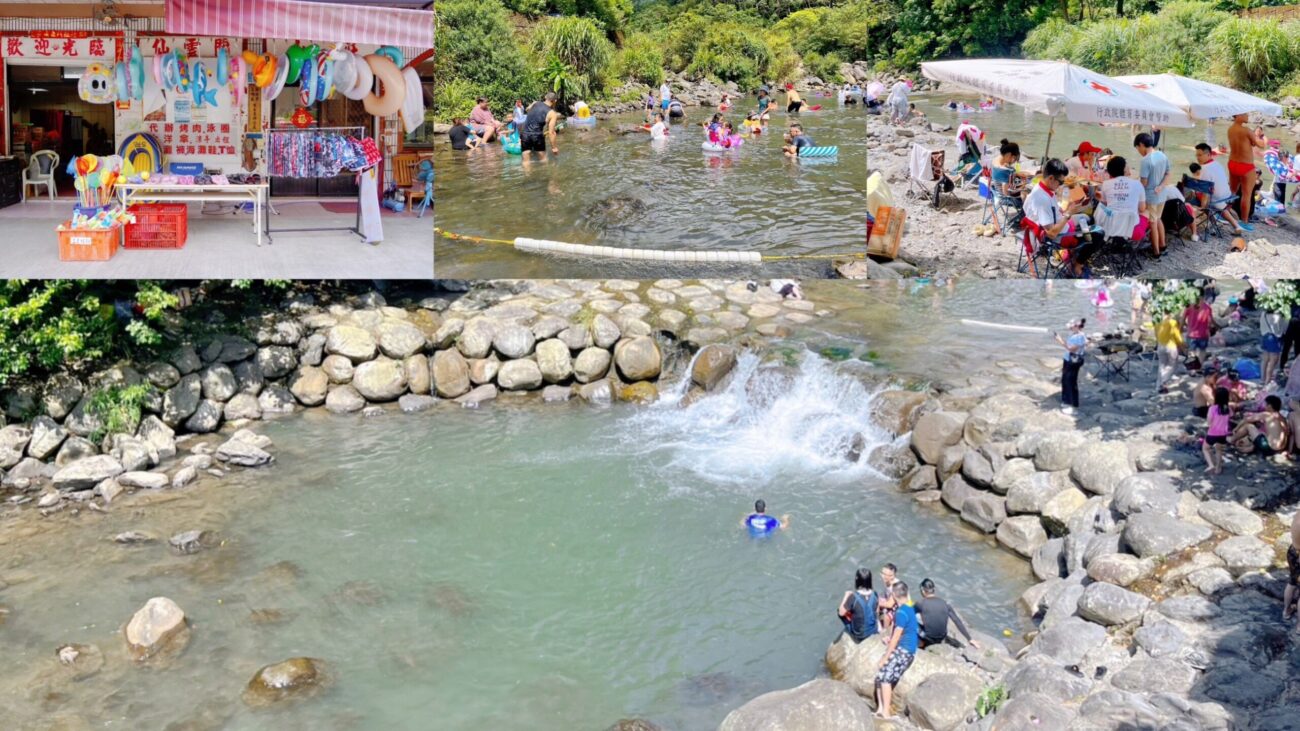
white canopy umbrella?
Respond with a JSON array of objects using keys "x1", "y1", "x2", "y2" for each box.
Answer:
[
  {"x1": 1114, "y1": 73, "x2": 1282, "y2": 120},
  {"x1": 920, "y1": 59, "x2": 1195, "y2": 158}
]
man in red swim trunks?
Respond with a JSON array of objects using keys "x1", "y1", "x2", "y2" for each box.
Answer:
[{"x1": 1227, "y1": 113, "x2": 1263, "y2": 224}]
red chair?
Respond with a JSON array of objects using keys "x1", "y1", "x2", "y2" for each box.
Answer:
[{"x1": 1018, "y1": 218, "x2": 1068, "y2": 279}]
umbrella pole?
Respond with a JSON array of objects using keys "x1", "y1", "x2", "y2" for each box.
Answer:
[{"x1": 1043, "y1": 115, "x2": 1056, "y2": 163}]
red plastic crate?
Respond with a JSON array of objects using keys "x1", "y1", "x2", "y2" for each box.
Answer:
[{"x1": 125, "y1": 203, "x2": 188, "y2": 249}]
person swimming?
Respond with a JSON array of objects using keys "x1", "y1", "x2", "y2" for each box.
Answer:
[{"x1": 742, "y1": 499, "x2": 788, "y2": 535}]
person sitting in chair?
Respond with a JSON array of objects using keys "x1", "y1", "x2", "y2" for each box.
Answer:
[{"x1": 1024, "y1": 158, "x2": 1099, "y2": 277}]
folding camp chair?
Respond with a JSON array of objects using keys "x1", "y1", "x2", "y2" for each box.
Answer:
[
  {"x1": 1017, "y1": 218, "x2": 1069, "y2": 279},
  {"x1": 1182, "y1": 174, "x2": 1237, "y2": 240},
  {"x1": 980, "y1": 166, "x2": 1023, "y2": 234},
  {"x1": 907, "y1": 143, "x2": 955, "y2": 209},
  {"x1": 949, "y1": 126, "x2": 984, "y2": 190},
  {"x1": 1092, "y1": 339, "x2": 1139, "y2": 382}
]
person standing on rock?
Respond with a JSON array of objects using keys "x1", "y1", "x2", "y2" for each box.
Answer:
[
  {"x1": 1261, "y1": 305, "x2": 1287, "y2": 386},
  {"x1": 1202, "y1": 386, "x2": 1233, "y2": 476},
  {"x1": 915, "y1": 579, "x2": 979, "y2": 650},
  {"x1": 1182, "y1": 291, "x2": 1214, "y2": 369},
  {"x1": 1054, "y1": 318, "x2": 1087, "y2": 415},
  {"x1": 874, "y1": 581, "x2": 918, "y2": 720},
  {"x1": 1155, "y1": 309, "x2": 1184, "y2": 394},
  {"x1": 837, "y1": 568, "x2": 879, "y2": 642}
]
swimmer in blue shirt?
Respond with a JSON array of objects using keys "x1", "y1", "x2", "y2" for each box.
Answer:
[{"x1": 741, "y1": 499, "x2": 789, "y2": 535}]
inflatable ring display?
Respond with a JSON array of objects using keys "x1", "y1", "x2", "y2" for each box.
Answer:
[
  {"x1": 317, "y1": 55, "x2": 335, "y2": 101},
  {"x1": 299, "y1": 53, "x2": 319, "y2": 106},
  {"x1": 361, "y1": 54, "x2": 404, "y2": 116},
  {"x1": 191, "y1": 61, "x2": 218, "y2": 107},
  {"x1": 79, "y1": 63, "x2": 117, "y2": 103},
  {"x1": 229, "y1": 56, "x2": 245, "y2": 108},
  {"x1": 375, "y1": 45, "x2": 404, "y2": 68},
  {"x1": 114, "y1": 61, "x2": 129, "y2": 102},
  {"x1": 152, "y1": 51, "x2": 164, "y2": 86},
  {"x1": 128, "y1": 47, "x2": 144, "y2": 100},
  {"x1": 264, "y1": 53, "x2": 290, "y2": 99},
  {"x1": 249, "y1": 52, "x2": 276, "y2": 88},
  {"x1": 285, "y1": 43, "x2": 319, "y2": 85},
  {"x1": 177, "y1": 52, "x2": 192, "y2": 90},
  {"x1": 342, "y1": 52, "x2": 373, "y2": 100},
  {"x1": 215, "y1": 47, "x2": 228, "y2": 86},
  {"x1": 331, "y1": 49, "x2": 358, "y2": 99}
]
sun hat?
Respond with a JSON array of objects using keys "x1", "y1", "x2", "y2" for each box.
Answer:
[{"x1": 1077, "y1": 141, "x2": 1102, "y2": 155}]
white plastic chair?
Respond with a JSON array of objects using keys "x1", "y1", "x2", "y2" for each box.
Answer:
[{"x1": 23, "y1": 150, "x2": 58, "y2": 201}]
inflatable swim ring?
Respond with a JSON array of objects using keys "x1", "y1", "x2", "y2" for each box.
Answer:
[
  {"x1": 702, "y1": 141, "x2": 730, "y2": 153},
  {"x1": 797, "y1": 146, "x2": 838, "y2": 157},
  {"x1": 114, "y1": 61, "x2": 129, "y2": 102},
  {"x1": 177, "y1": 52, "x2": 192, "y2": 90},
  {"x1": 361, "y1": 54, "x2": 405, "y2": 116},
  {"x1": 567, "y1": 115, "x2": 596, "y2": 128},
  {"x1": 215, "y1": 48, "x2": 228, "y2": 86},
  {"x1": 161, "y1": 51, "x2": 183, "y2": 92},
  {"x1": 342, "y1": 52, "x2": 373, "y2": 101},
  {"x1": 229, "y1": 56, "x2": 245, "y2": 108},
  {"x1": 299, "y1": 53, "x2": 319, "y2": 106},
  {"x1": 331, "y1": 49, "x2": 358, "y2": 98},
  {"x1": 317, "y1": 55, "x2": 335, "y2": 101},
  {"x1": 152, "y1": 51, "x2": 164, "y2": 87},
  {"x1": 118, "y1": 132, "x2": 164, "y2": 174},
  {"x1": 502, "y1": 133, "x2": 522, "y2": 155},
  {"x1": 375, "y1": 46, "x2": 404, "y2": 68},
  {"x1": 264, "y1": 54, "x2": 290, "y2": 100},
  {"x1": 79, "y1": 63, "x2": 117, "y2": 103},
  {"x1": 285, "y1": 43, "x2": 319, "y2": 85},
  {"x1": 128, "y1": 47, "x2": 144, "y2": 100}
]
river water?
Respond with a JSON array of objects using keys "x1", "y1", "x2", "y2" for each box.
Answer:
[
  {"x1": 434, "y1": 101, "x2": 868, "y2": 279},
  {"x1": 0, "y1": 281, "x2": 1138, "y2": 730}
]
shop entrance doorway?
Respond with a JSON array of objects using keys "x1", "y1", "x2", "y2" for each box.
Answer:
[{"x1": 7, "y1": 64, "x2": 116, "y2": 198}]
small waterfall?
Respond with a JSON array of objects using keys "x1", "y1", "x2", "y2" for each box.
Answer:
[{"x1": 624, "y1": 350, "x2": 894, "y2": 487}]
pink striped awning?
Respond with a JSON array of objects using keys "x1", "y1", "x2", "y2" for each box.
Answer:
[{"x1": 165, "y1": 0, "x2": 433, "y2": 49}]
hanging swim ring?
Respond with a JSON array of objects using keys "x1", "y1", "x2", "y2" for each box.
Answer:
[
  {"x1": 264, "y1": 54, "x2": 290, "y2": 99},
  {"x1": 128, "y1": 47, "x2": 144, "y2": 100},
  {"x1": 161, "y1": 51, "x2": 183, "y2": 92},
  {"x1": 375, "y1": 45, "x2": 404, "y2": 68},
  {"x1": 114, "y1": 61, "x2": 130, "y2": 102},
  {"x1": 285, "y1": 43, "x2": 319, "y2": 85},
  {"x1": 361, "y1": 54, "x2": 404, "y2": 116},
  {"x1": 316, "y1": 54, "x2": 335, "y2": 101},
  {"x1": 78, "y1": 63, "x2": 117, "y2": 103},
  {"x1": 176, "y1": 52, "x2": 192, "y2": 90},
  {"x1": 244, "y1": 51, "x2": 276, "y2": 88},
  {"x1": 341, "y1": 53, "x2": 373, "y2": 101},
  {"x1": 299, "y1": 53, "x2": 319, "y2": 106},
  {"x1": 191, "y1": 61, "x2": 218, "y2": 107},
  {"x1": 229, "y1": 56, "x2": 245, "y2": 108},
  {"x1": 331, "y1": 49, "x2": 358, "y2": 97},
  {"x1": 215, "y1": 47, "x2": 228, "y2": 86},
  {"x1": 118, "y1": 132, "x2": 164, "y2": 174},
  {"x1": 152, "y1": 51, "x2": 165, "y2": 86}
]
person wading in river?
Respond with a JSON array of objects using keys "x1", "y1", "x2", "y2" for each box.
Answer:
[
  {"x1": 741, "y1": 499, "x2": 788, "y2": 536},
  {"x1": 521, "y1": 92, "x2": 562, "y2": 159},
  {"x1": 875, "y1": 581, "x2": 918, "y2": 720}
]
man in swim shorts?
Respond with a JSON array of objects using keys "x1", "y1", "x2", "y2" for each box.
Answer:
[
  {"x1": 1228, "y1": 113, "x2": 1263, "y2": 224},
  {"x1": 741, "y1": 499, "x2": 788, "y2": 535},
  {"x1": 1231, "y1": 395, "x2": 1290, "y2": 457},
  {"x1": 875, "y1": 581, "x2": 918, "y2": 720},
  {"x1": 781, "y1": 123, "x2": 814, "y2": 157},
  {"x1": 1192, "y1": 367, "x2": 1219, "y2": 418},
  {"x1": 521, "y1": 92, "x2": 562, "y2": 157},
  {"x1": 784, "y1": 85, "x2": 804, "y2": 113}
]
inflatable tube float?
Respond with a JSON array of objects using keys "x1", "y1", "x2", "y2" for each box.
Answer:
[
  {"x1": 342, "y1": 52, "x2": 373, "y2": 101},
  {"x1": 331, "y1": 49, "x2": 358, "y2": 98},
  {"x1": 177, "y1": 53, "x2": 192, "y2": 91},
  {"x1": 246, "y1": 52, "x2": 276, "y2": 88},
  {"x1": 361, "y1": 54, "x2": 404, "y2": 116},
  {"x1": 502, "y1": 133, "x2": 522, "y2": 155},
  {"x1": 299, "y1": 54, "x2": 319, "y2": 106},
  {"x1": 128, "y1": 48, "x2": 144, "y2": 100},
  {"x1": 152, "y1": 51, "x2": 164, "y2": 87},
  {"x1": 567, "y1": 115, "x2": 596, "y2": 128},
  {"x1": 264, "y1": 54, "x2": 290, "y2": 100},
  {"x1": 118, "y1": 132, "x2": 164, "y2": 174},
  {"x1": 285, "y1": 43, "x2": 319, "y2": 85},
  {"x1": 317, "y1": 55, "x2": 335, "y2": 101},
  {"x1": 114, "y1": 61, "x2": 129, "y2": 102},
  {"x1": 216, "y1": 48, "x2": 228, "y2": 86},
  {"x1": 229, "y1": 56, "x2": 245, "y2": 108},
  {"x1": 161, "y1": 51, "x2": 183, "y2": 92},
  {"x1": 797, "y1": 146, "x2": 838, "y2": 157},
  {"x1": 703, "y1": 141, "x2": 740, "y2": 153},
  {"x1": 375, "y1": 46, "x2": 404, "y2": 68}
]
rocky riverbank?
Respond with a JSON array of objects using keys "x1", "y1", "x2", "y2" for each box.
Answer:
[
  {"x1": 720, "y1": 314, "x2": 1300, "y2": 729},
  {"x1": 858, "y1": 101, "x2": 1300, "y2": 279}
]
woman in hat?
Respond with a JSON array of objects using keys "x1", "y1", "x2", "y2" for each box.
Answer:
[{"x1": 1066, "y1": 141, "x2": 1102, "y2": 182}]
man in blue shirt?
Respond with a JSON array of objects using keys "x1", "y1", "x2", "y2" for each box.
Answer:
[
  {"x1": 782, "y1": 123, "x2": 815, "y2": 157},
  {"x1": 1136, "y1": 132, "x2": 1170, "y2": 257},
  {"x1": 875, "y1": 581, "x2": 918, "y2": 720},
  {"x1": 741, "y1": 499, "x2": 788, "y2": 535}
]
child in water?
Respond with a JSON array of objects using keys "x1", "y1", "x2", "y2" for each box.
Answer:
[
  {"x1": 705, "y1": 113, "x2": 724, "y2": 144},
  {"x1": 722, "y1": 121, "x2": 743, "y2": 149},
  {"x1": 744, "y1": 112, "x2": 763, "y2": 135},
  {"x1": 1091, "y1": 282, "x2": 1113, "y2": 309}
]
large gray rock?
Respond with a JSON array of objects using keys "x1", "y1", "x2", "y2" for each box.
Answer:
[
  {"x1": 118, "y1": 471, "x2": 169, "y2": 490},
  {"x1": 1002, "y1": 655, "x2": 1092, "y2": 703},
  {"x1": 497, "y1": 359, "x2": 543, "y2": 391},
  {"x1": 535, "y1": 339, "x2": 572, "y2": 383},
  {"x1": 170, "y1": 344, "x2": 201, "y2": 374},
  {"x1": 1028, "y1": 616, "x2": 1107, "y2": 666},
  {"x1": 185, "y1": 400, "x2": 223, "y2": 433},
  {"x1": 469, "y1": 357, "x2": 500, "y2": 386},
  {"x1": 376, "y1": 320, "x2": 426, "y2": 359},
  {"x1": 54, "y1": 436, "x2": 98, "y2": 468},
  {"x1": 258, "y1": 386, "x2": 297, "y2": 414},
  {"x1": 905, "y1": 672, "x2": 981, "y2": 731},
  {"x1": 325, "y1": 385, "x2": 367, "y2": 413},
  {"x1": 1197, "y1": 500, "x2": 1263, "y2": 535},
  {"x1": 351, "y1": 358, "x2": 407, "y2": 402},
  {"x1": 224, "y1": 393, "x2": 262, "y2": 421},
  {"x1": 1199, "y1": 660, "x2": 1285, "y2": 707},
  {"x1": 992, "y1": 692, "x2": 1079, "y2": 730},
  {"x1": 111, "y1": 435, "x2": 153, "y2": 471},
  {"x1": 1032, "y1": 431, "x2": 1086, "y2": 471},
  {"x1": 960, "y1": 447, "x2": 995, "y2": 488},
  {"x1": 997, "y1": 515, "x2": 1048, "y2": 558},
  {"x1": 1076, "y1": 582, "x2": 1150, "y2": 626},
  {"x1": 692, "y1": 344, "x2": 739, "y2": 392},
  {"x1": 1213, "y1": 535, "x2": 1274, "y2": 575},
  {"x1": 214, "y1": 336, "x2": 257, "y2": 363},
  {"x1": 432, "y1": 350, "x2": 471, "y2": 398},
  {"x1": 398, "y1": 394, "x2": 438, "y2": 413},
  {"x1": 432, "y1": 317, "x2": 464, "y2": 349},
  {"x1": 270, "y1": 319, "x2": 305, "y2": 346},
  {"x1": 321, "y1": 354, "x2": 355, "y2": 383},
  {"x1": 1086, "y1": 553, "x2": 1152, "y2": 587},
  {"x1": 255, "y1": 346, "x2": 297, "y2": 380},
  {"x1": 614, "y1": 336, "x2": 662, "y2": 382},
  {"x1": 325, "y1": 325, "x2": 377, "y2": 363},
  {"x1": 911, "y1": 412, "x2": 965, "y2": 464},
  {"x1": 531, "y1": 315, "x2": 569, "y2": 340},
  {"x1": 868, "y1": 442, "x2": 917, "y2": 479},
  {"x1": 578, "y1": 379, "x2": 612, "y2": 403},
  {"x1": 1006, "y1": 470, "x2": 1072, "y2": 514},
  {"x1": 43, "y1": 374, "x2": 84, "y2": 420},
  {"x1": 215, "y1": 434, "x2": 273, "y2": 467},
  {"x1": 558, "y1": 324, "x2": 592, "y2": 351},
  {"x1": 63, "y1": 396, "x2": 103, "y2": 438},
  {"x1": 901, "y1": 464, "x2": 938, "y2": 492},
  {"x1": 199, "y1": 364, "x2": 238, "y2": 402},
  {"x1": 1069, "y1": 441, "x2": 1135, "y2": 495},
  {"x1": 144, "y1": 361, "x2": 181, "y2": 389},
  {"x1": 456, "y1": 383, "x2": 498, "y2": 407},
  {"x1": 163, "y1": 374, "x2": 204, "y2": 426},
  {"x1": 1032, "y1": 537, "x2": 1067, "y2": 580},
  {"x1": 573, "y1": 347, "x2": 612, "y2": 383},
  {"x1": 457, "y1": 318, "x2": 495, "y2": 358},
  {"x1": 298, "y1": 332, "x2": 326, "y2": 367},
  {"x1": 492, "y1": 323, "x2": 536, "y2": 359},
  {"x1": 1112, "y1": 656, "x2": 1199, "y2": 695},
  {"x1": 940, "y1": 473, "x2": 976, "y2": 512},
  {"x1": 52, "y1": 455, "x2": 124, "y2": 490},
  {"x1": 27, "y1": 416, "x2": 68, "y2": 460},
  {"x1": 825, "y1": 632, "x2": 981, "y2": 714},
  {"x1": 242, "y1": 657, "x2": 329, "y2": 708},
  {"x1": 233, "y1": 360, "x2": 266, "y2": 395},
  {"x1": 404, "y1": 354, "x2": 431, "y2": 395},
  {"x1": 1040, "y1": 487, "x2": 1089, "y2": 536},
  {"x1": 1123, "y1": 512, "x2": 1213, "y2": 558},
  {"x1": 1112, "y1": 473, "x2": 1179, "y2": 517},
  {"x1": 288, "y1": 366, "x2": 329, "y2": 406},
  {"x1": 718, "y1": 678, "x2": 875, "y2": 731},
  {"x1": 961, "y1": 492, "x2": 1006, "y2": 533},
  {"x1": 591, "y1": 314, "x2": 621, "y2": 348},
  {"x1": 992, "y1": 457, "x2": 1035, "y2": 495},
  {"x1": 137, "y1": 416, "x2": 176, "y2": 460}
]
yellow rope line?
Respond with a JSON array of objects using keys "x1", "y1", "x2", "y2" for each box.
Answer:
[{"x1": 435, "y1": 227, "x2": 867, "y2": 262}]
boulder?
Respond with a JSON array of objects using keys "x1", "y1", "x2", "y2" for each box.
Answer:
[
  {"x1": 254, "y1": 346, "x2": 297, "y2": 380},
  {"x1": 991, "y1": 458, "x2": 1035, "y2": 495},
  {"x1": 535, "y1": 339, "x2": 573, "y2": 383},
  {"x1": 1086, "y1": 553, "x2": 1152, "y2": 587},
  {"x1": 868, "y1": 442, "x2": 917, "y2": 479},
  {"x1": 993, "y1": 692, "x2": 1079, "y2": 730},
  {"x1": 171, "y1": 466, "x2": 198, "y2": 488},
  {"x1": 162, "y1": 374, "x2": 202, "y2": 426},
  {"x1": 591, "y1": 314, "x2": 621, "y2": 348},
  {"x1": 578, "y1": 379, "x2": 613, "y2": 403},
  {"x1": 469, "y1": 357, "x2": 500, "y2": 385},
  {"x1": 456, "y1": 384, "x2": 498, "y2": 408},
  {"x1": 905, "y1": 672, "x2": 982, "y2": 731},
  {"x1": 901, "y1": 465, "x2": 938, "y2": 492},
  {"x1": 531, "y1": 315, "x2": 569, "y2": 340},
  {"x1": 404, "y1": 354, "x2": 431, "y2": 395},
  {"x1": 940, "y1": 473, "x2": 976, "y2": 512},
  {"x1": 325, "y1": 385, "x2": 366, "y2": 414},
  {"x1": 351, "y1": 358, "x2": 407, "y2": 402},
  {"x1": 1002, "y1": 655, "x2": 1092, "y2": 703},
  {"x1": 911, "y1": 412, "x2": 965, "y2": 464},
  {"x1": 43, "y1": 374, "x2": 84, "y2": 420},
  {"x1": 960, "y1": 448, "x2": 995, "y2": 489},
  {"x1": 432, "y1": 317, "x2": 464, "y2": 349},
  {"x1": 398, "y1": 394, "x2": 438, "y2": 413},
  {"x1": 111, "y1": 435, "x2": 153, "y2": 471},
  {"x1": 614, "y1": 336, "x2": 662, "y2": 382},
  {"x1": 574, "y1": 347, "x2": 612, "y2": 383},
  {"x1": 1027, "y1": 616, "x2": 1107, "y2": 666},
  {"x1": 169, "y1": 345, "x2": 201, "y2": 376},
  {"x1": 1123, "y1": 512, "x2": 1213, "y2": 558},
  {"x1": 54, "y1": 436, "x2": 98, "y2": 468},
  {"x1": 27, "y1": 416, "x2": 68, "y2": 460},
  {"x1": 200, "y1": 364, "x2": 238, "y2": 402},
  {"x1": 618, "y1": 381, "x2": 659, "y2": 404},
  {"x1": 325, "y1": 325, "x2": 377, "y2": 363},
  {"x1": 558, "y1": 324, "x2": 592, "y2": 351},
  {"x1": 997, "y1": 515, "x2": 1048, "y2": 557},
  {"x1": 542, "y1": 385, "x2": 572, "y2": 402},
  {"x1": 117, "y1": 471, "x2": 169, "y2": 490},
  {"x1": 320, "y1": 354, "x2": 355, "y2": 384},
  {"x1": 184, "y1": 400, "x2": 223, "y2": 433},
  {"x1": 1032, "y1": 538, "x2": 1067, "y2": 580},
  {"x1": 1197, "y1": 500, "x2": 1263, "y2": 536},
  {"x1": 961, "y1": 492, "x2": 1007, "y2": 533},
  {"x1": 825, "y1": 632, "x2": 982, "y2": 714},
  {"x1": 214, "y1": 336, "x2": 257, "y2": 363},
  {"x1": 124, "y1": 597, "x2": 188, "y2": 661},
  {"x1": 1033, "y1": 432, "x2": 1086, "y2": 471},
  {"x1": 1040, "y1": 487, "x2": 1089, "y2": 535},
  {"x1": 1214, "y1": 535, "x2": 1275, "y2": 575},
  {"x1": 497, "y1": 360, "x2": 543, "y2": 391},
  {"x1": 224, "y1": 393, "x2": 263, "y2": 421},
  {"x1": 1112, "y1": 473, "x2": 1179, "y2": 517},
  {"x1": 137, "y1": 416, "x2": 176, "y2": 460},
  {"x1": 457, "y1": 318, "x2": 495, "y2": 358},
  {"x1": 376, "y1": 320, "x2": 426, "y2": 359},
  {"x1": 1076, "y1": 582, "x2": 1150, "y2": 626},
  {"x1": 242, "y1": 657, "x2": 329, "y2": 708},
  {"x1": 271, "y1": 319, "x2": 305, "y2": 346},
  {"x1": 144, "y1": 361, "x2": 181, "y2": 389},
  {"x1": 215, "y1": 435, "x2": 273, "y2": 467},
  {"x1": 258, "y1": 386, "x2": 297, "y2": 414},
  {"x1": 1006, "y1": 470, "x2": 1072, "y2": 515},
  {"x1": 1069, "y1": 442, "x2": 1135, "y2": 495},
  {"x1": 692, "y1": 344, "x2": 739, "y2": 392},
  {"x1": 718, "y1": 678, "x2": 875, "y2": 731},
  {"x1": 492, "y1": 323, "x2": 536, "y2": 359},
  {"x1": 233, "y1": 360, "x2": 266, "y2": 395},
  {"x1": 288, "y1": 367, "x2": 329, "y2": 406},
  {"x1": 52, "y1": 455, "x2": 124, "y2": 490},
  {"x1": 432, "y1": 350, "x2": 472, "y2": 398},
  {"x1": 870, "y1": 390, "x2": 931, "y2": 435}
]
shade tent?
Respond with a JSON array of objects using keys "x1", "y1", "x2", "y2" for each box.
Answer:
[
  {"x1": 165, "y1": 0, "x2": 434, "y2": 48},
  {"x1": 920, "y1": 59, "x2": 1195, "y2": 158},
  {"x1": 1114, "y1": 73, "x2": 1282, "y2": 120}
]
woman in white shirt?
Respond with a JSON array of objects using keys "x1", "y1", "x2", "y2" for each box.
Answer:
[{"x1": 1095, "y1": 155, "x2": 1148, "y2": 243}]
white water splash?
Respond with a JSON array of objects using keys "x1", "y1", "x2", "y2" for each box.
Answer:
[{"x1": 622, "y1": 350, "x2": 893, "y2": 488}]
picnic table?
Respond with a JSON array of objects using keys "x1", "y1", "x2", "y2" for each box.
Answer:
[
  {"x1": 1092, "y1": 338, "x2": 1142, "y2": 381},
  {"x1": 118, "y1": 182, "x2": 269, "y2": 246}
]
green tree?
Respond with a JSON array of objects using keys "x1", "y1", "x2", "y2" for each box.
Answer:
[
  {"x1": 531, "y1": 16, "x2": 616, "y2": 103},
  {"x1": 433, "y1": 0, "x2": 539, "y2": 121}
]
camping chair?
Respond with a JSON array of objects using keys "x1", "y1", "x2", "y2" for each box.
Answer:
[
  {"x1": 980, "y1": 165, "x2": 1023, "y2": 234},
  {"x1": 1092, "y1": 339, "x2": 1139, "y2": 382},
  {"x1": 949, "y1": 127, "x2": 984, "y2": 190},
  {"x1": 1090, "y1": 205, "x2": 1144, "y2": 277},
  {"x1": 907, "y1": 143, "x2": 954, "y2": 209},
  {"x1": 1017, "y1": 218, "x2": 1069, "y2": 279},
  {"x1": 392, "y1": 153, "x2": 427, "y2": 212},
  {"x1": 1182, "y1": 175, "x2": 1237, "y2": 240},
  {"x1": 22, "y1": 149, "x2": 58, "y2": 201}
]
